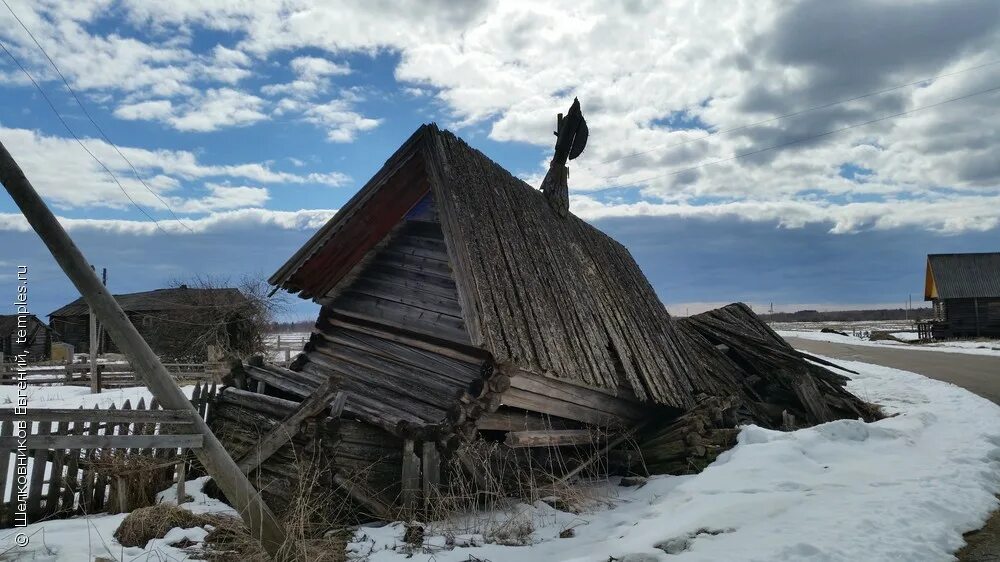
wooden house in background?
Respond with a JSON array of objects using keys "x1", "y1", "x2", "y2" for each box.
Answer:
[
  {"x1": 211, "y1": 121, "x2": 873, "y2": 516},
  {"x1": 924, "y1": 252, "x2": 1000, "y2": 339},
  {"x1": 49, "y1": 286, "x2": 252, "y2": 359},
  {"x1": 0, "y1": 314, "x2": 52, "y2": 361}
]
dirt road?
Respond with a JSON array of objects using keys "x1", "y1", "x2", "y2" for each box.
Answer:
[
  {"x1": 784, "y1": 337, "x2": 1000, "y2": 405},
  {"x1": 785, "y1": 336, "x2": 1000, "y2": 561}
]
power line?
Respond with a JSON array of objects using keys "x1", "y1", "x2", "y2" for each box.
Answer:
[
  {"x1": 0, "y1": 37, "x2": 169, "y2": 234},
  {"x1": 598, "y1": 58, "x2": 1000, "y2": 169},
  {"x1": 2, "y1": 0, "x2": 194, "y2": 233},
  {"x1": 589, "y1": 83, "x2": 1000, "y2": 194}
]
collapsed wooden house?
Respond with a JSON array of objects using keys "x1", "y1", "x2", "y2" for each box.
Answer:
[
  {"x1": 210, "y1": 113, "x2": 878, "y2": 520},
  {"x1": 0, "y1": 314, "x2": 52, "y2": 362}
]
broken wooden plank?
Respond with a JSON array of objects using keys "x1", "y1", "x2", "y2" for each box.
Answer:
[
  {"x1": 504, "y1": 429, "x2": 596, "y2": 448},
  {"x1": 235, "y1": 380, "x2": 344, "y2": 474}
]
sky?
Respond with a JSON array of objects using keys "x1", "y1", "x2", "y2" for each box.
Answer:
[{"x1": 0, "y1": 0, "x2": 998, "y2": 321}]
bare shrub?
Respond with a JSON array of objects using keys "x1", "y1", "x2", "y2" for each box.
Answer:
[
  {"x1": 164, "y1": 273, "x2": 290, "y2": 360},
  {"x1": 90, "y1": 450, "x2": 181, "y2": 513}
]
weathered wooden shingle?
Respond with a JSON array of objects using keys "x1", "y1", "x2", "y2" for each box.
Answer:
[{"x1": 271, "y1": 124, "x2": 726, "y2": 409}]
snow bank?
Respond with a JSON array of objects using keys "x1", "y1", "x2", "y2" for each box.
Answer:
[
  {"x1": 778, "y1": 330, "x2": 1000, "y2": 357},
  {"x1": 350, "y1": 359, "x2": 1000, "y2": 562}
]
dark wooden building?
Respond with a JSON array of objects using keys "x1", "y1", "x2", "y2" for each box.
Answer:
[
  {"x1": 0, "y1": 314, "x2": 52, "y2": 362},
  {"x1": 210, "y1": 123, "x2": 874, "y2": 518},
  {"x1": 924, "y1": 252, "x2": 1000, "y2": 339},
  {"x1": 49, "y1": 286, "x2": 253, "y2": 360}
]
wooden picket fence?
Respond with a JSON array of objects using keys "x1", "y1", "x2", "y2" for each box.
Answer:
[
  {"x1": 0, "y1": 362, "x2": 218, "y2": 388},
  {"x1": 0, "y1": 382, "x2": 217, "y2": 527}
]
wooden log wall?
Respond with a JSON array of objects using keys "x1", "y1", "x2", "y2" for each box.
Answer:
[
  {"x1": 209, "y1": 387, "x2": 401, "y2": 519},
  {"x1": 0, "y1": 382, "x2": 215, "y2": 528},
  {"x1": 639, "y1": 395, "x2": 740, "y2": 475}
]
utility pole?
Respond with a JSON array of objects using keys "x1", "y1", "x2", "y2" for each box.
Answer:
[
  {"x1": 89, "y1": 285, "x2": 97, "y2": 392},
  {"x1": 89, "y1": 266, "x2": 105, "y2": 393},
  {"x1": 0, "y1": 141, "x2": 286, "y2": 556}
]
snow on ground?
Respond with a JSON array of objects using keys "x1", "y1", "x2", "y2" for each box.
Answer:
[
  {"x1": 0, "y1": 477, "x2": 234, "y2": 561},
  {"x1": 0, "y1": 383, "x2": 199, "y2": 409},
  {"x1": 349, "y1": 357, "x2": 1000, "y2": 562},
  {"x1": 2, "y1": 358, "x2": 999, "y2": 561},
  {"x1": 778, "y1": 329, "x2": 1000, "y2": 357}
]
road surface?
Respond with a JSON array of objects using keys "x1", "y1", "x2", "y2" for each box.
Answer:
[
  {"x1": 784, "y1": 337, "x2": 1000, "y2": 405},
  {"x1": 785, "y1": 336, "x2": 1000, "y2": 561}
]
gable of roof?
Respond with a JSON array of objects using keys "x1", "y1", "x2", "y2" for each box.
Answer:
[
  {"x1": 0, "y1": 314, "x2": 49, "y2": 336},
  {"x1": 925, "y1": 253, "x2": 1000, "y2": 300},
  {"x1": 49, "y1": 287, "x2": 247, "y2": 317},
  {"x1": 270, "y1": 124, "x2": 729, "y2": 409}
]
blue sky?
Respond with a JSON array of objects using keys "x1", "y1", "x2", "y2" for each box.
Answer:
[{"x1": 1, "y1": 1, "x2": 999, "y2": 320}]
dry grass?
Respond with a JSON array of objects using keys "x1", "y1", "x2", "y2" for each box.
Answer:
[
  {"x1": 415, "y1": 426, "x2": 643, "y2": 547},
  {"x1": 89, "y1": 450, "x2": 181, "y2": 513},
  {"x1": 202, "y1": 456, "x2": 353, "y2": 561},
  {"x1": 113, "y1": 503, "x2": 235, "y2": 547}
]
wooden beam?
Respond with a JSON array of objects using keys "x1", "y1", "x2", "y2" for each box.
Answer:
[
  {"x1": 0, "y1": 408, "x2": 196, "y2": 424},
  {"x1": 332, "y1": 472, "x2": 391, "y2": 520},
  {"x1": 400, "y1": 439, "x2": 420, "y2": 514},
  {"x1": 421, "y1": 442, "x2": 441, "y2": 507},
  {"x1": 0, "y1": 434, "x2": 203, "y2": 449},
  {"x1": 0, "y1": 139, "x2": 286, "y2": 555},
  {"x1": 504, "y1": 429, "x2": 595, "y2": 448},
  {"x1": 236, "y1": 380, "x2": 344, "y2": 474},
  {"x1": 555, "y1": 420, "x2": 650, "y2": 485}
]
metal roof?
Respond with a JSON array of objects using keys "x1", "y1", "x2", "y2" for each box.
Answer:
[{"x1": 926, "y1": 252, "x2": 1000, "y2": 299}]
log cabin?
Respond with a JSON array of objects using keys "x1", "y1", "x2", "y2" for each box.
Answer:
[
  {"x1": 0, "y1": 314, "x2": 52, "y2": 362},
  {"x1": 49, "y1": 286, "x2": 254, "y2": 360},
  {"x1": 212, "y1": 117, "x2": 877, "y2": 518},
  {"x1": 924, "y1": 252, "x2": 1000, "y2": 339}
]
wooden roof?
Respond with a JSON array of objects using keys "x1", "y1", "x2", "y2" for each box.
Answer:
[
  {"x1": 50, "y1": 287, "x2": 247, "y2": 317},
  {"x1": 0, "y1": 314, "x2": 49, "y2": 337},
  {"x1": 270, "y1": 124, "x2": 717, "y2": 408},
  {"x1": 925, "y1": 252, "x2": 1000, "y2": 300}
]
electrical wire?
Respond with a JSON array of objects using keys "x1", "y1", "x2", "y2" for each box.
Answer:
[
  {"x1": 0, "y1": 37, "x2": 170, "y2": 234},
  {"x1": 1, "y1": 0, "x2": 194, "y2": 233}
]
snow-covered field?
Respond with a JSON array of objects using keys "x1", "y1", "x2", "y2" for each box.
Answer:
[
  {"x1": 263, "y1": 331, "x2": 309, "y2": 364},
  {"x1": 2, "y1": 357, "x2": 999, "y2": 561},
  {"x1": 779, "y1": 329, "x2": 1000, "y2": 357}
]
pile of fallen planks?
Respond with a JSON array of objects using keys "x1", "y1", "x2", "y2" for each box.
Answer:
[
  {"x1": 677, "y1": 303, "x2": 880, "y2": 428},
  {"x1": 638, "y1": 395, "x2": 740, "y2": 475},
  {"x1": 636, "y1": 303, "x2": 882, "y2": 476}
]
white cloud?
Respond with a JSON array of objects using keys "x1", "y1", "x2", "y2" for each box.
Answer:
[
  {"x1": 4, "y1": 0, "x2": 1000, "y2": 231},
  {"x1": 0, "y1": 126, "x2": 350, "y2": 211},
  {"x1": 171, "y1": 184, "x2": 270, "y2": 213},
  {"x1": 291, "y1": 56, "x2": 350, "y2": 79},
  {"x1": 302, "y1": 99, "x2": 382, "y2": 142},
  {"x1": 168, "y1": 88, "x2": 267, "y2": 131},
  {"x1": 113, "y1": 100, "x2": 174, "y2": 121},
  {"x1": 115, "y1": 89, "x2": 268, "y2": 131},
  {"x1": 0, "y1": 208, "x2": 337, "y2": 235}
]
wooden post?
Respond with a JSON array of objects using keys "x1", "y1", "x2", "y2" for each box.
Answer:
[
  {"x1": 116, "y1": 477, "x2": 128, "y2": 514},
  {"x1": 401, "y1": 439, "x2": 420, "y2": 516},
  {"x1": 176, "y1": 461, "x2": 187, "y2": 504},
  {"x1": 89, "y1": 306, "x2": 99, "y2": 393},
  {"x1": 0, "y1": 140, "x2": 286, "y2": 555},
  {"x1": 421, "y1": 443, "x2": 440, "y2": 511}
]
